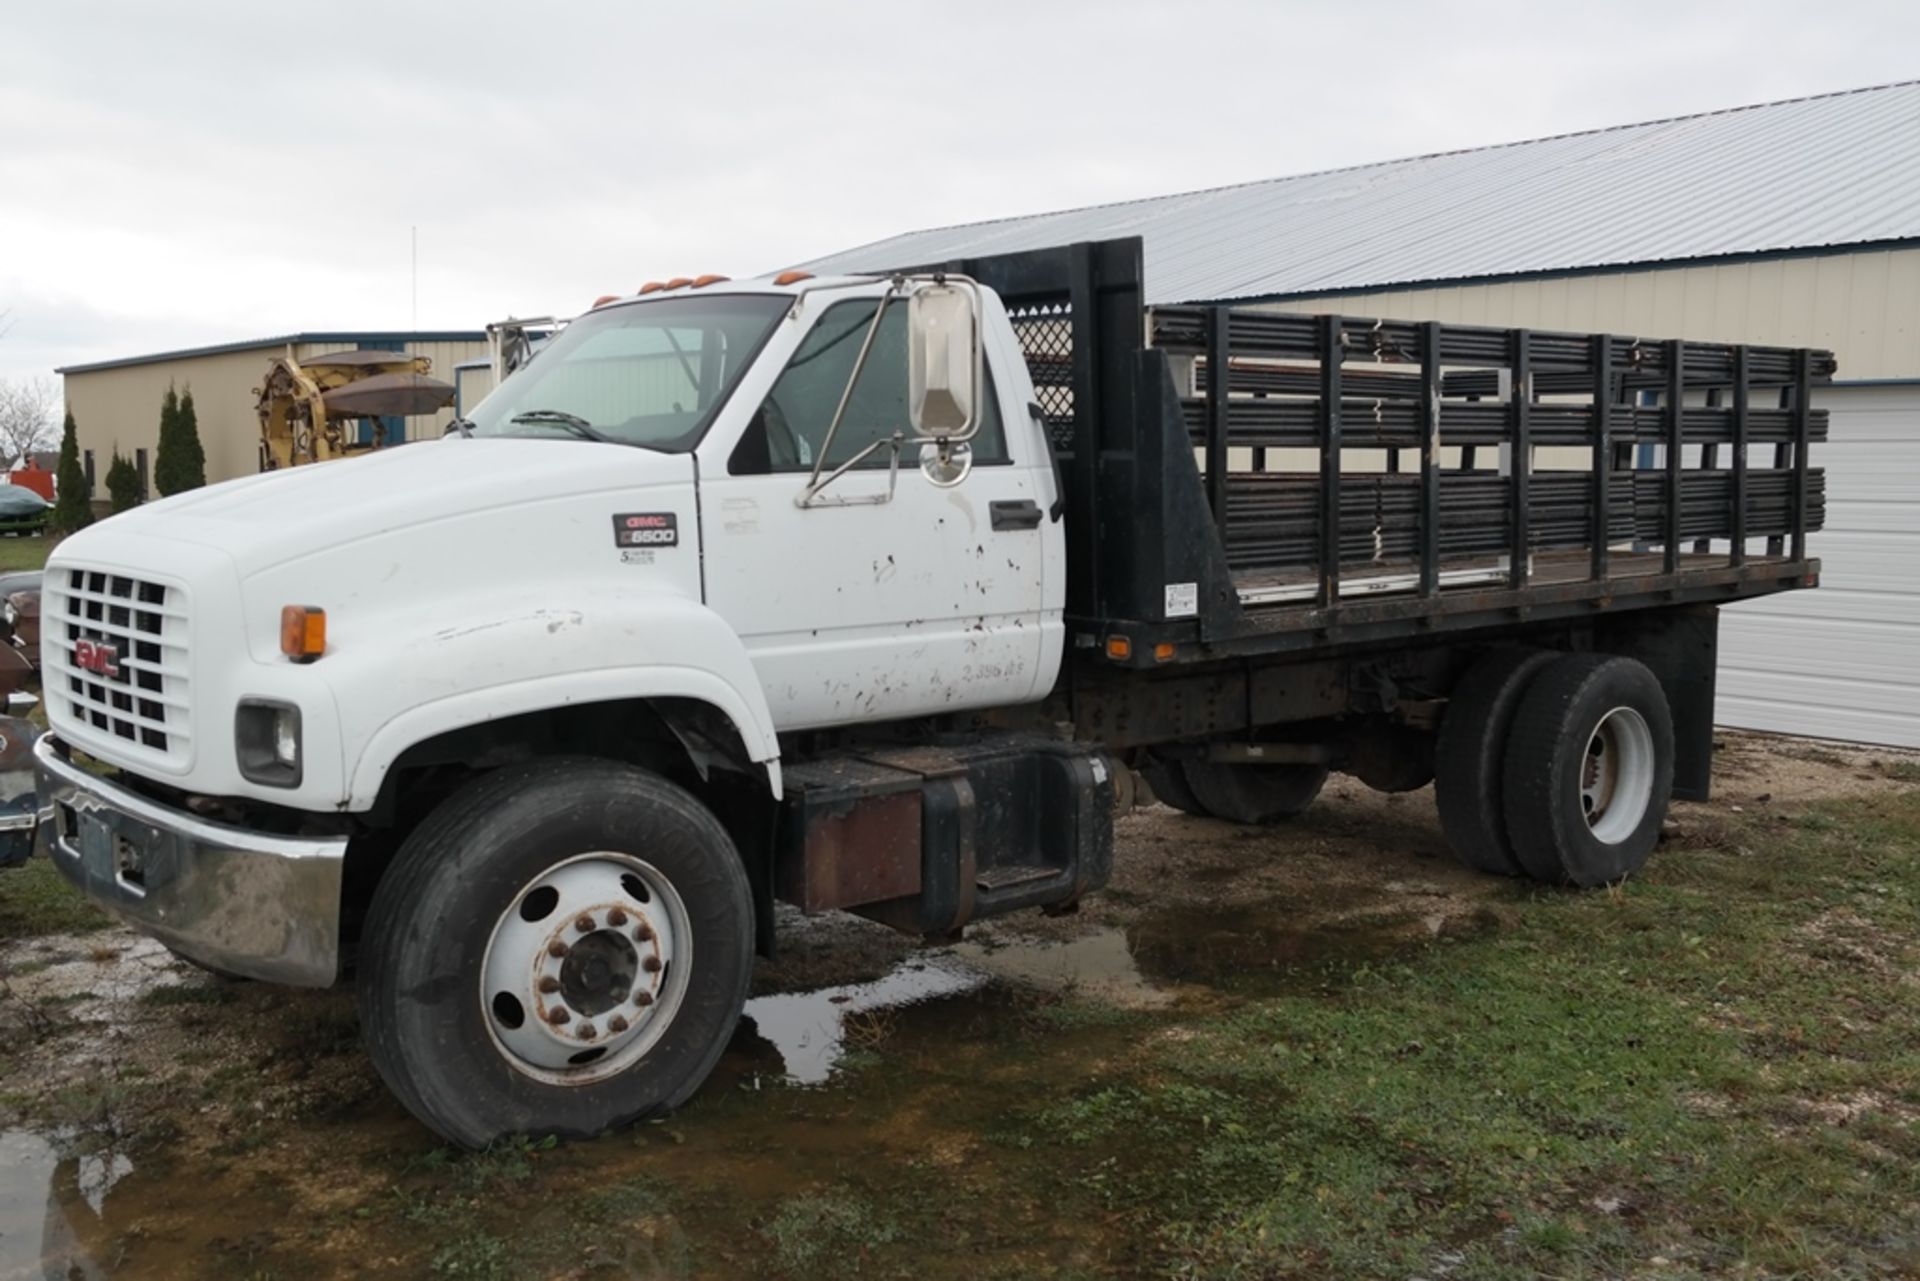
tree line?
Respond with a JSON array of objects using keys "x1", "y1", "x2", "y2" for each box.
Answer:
[{"x1": 52, "y1": 384, "x2": 206, "y2": 533}]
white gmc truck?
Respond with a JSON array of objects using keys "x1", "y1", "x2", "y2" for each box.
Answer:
[{"x1": 32, "y1": 238, "x2": 1827, "y2": 1146}]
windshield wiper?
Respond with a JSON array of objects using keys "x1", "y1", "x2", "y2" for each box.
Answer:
[{"x1": 509, "y1": 409, "x2": 622, "y2": 445}]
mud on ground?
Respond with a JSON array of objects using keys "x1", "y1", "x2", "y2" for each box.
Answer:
[{"x1": 0, "y1": 729, "x2": 1915, "y2": 1280}]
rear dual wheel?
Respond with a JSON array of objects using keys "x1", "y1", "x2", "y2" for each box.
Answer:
[{"x1": 1436, "y1": 649, "x2": 1673, "y2": 886}]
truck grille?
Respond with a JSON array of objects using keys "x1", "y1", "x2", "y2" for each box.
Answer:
[{"x1": 44, "y1": 567, "x2": 190, "y2": 765}]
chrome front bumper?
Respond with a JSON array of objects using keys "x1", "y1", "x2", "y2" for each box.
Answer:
[{"x1": 34, "y1": 735, "x2": 348, "y2": 986}]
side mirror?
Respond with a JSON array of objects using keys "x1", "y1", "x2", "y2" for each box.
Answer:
[{"x1": 907, "y1": 283, "x2": 980, "y2": 438}]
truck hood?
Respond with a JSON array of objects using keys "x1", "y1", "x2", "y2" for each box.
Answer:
[{"x1": 77, "y1": 438, "x2": 694, "y2": 578}]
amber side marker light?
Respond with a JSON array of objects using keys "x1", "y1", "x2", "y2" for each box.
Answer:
[
  {"x1": 1153, "y1": 642, "x2": 1176, "y2": 662},
  {"x1": 637, "y1": 281, "x2": 667, "y2": 295},
  {"x1": 773, "y1": 270, "x2": 813, "y2": 286},
  {"x1": 280, "y1": 606, "x2": 326, "y2": 662},
  {"x1": 1105, "y1": 636, "x2": 1132, "y2": 661},
  {"x1": 691, "y1": 273, "x2": 730, "y2": 288},
  {"x1": 590, "y1": 294, "x2": 620, "y2": 308},
  {"x1": 663, "y1": 277, "x2": 693, "y2": 290}
]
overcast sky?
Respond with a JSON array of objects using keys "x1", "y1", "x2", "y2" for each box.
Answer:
[{"x1": 2, "y1": 0, "x2": 1915, "y2": 386}]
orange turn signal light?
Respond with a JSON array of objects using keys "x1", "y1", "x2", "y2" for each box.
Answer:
[
  {"x1": 280, "y1": 605, "x2": 326, "y2": 662},
  {"x1": 1153, "y1": 642, "x2": 1176, "y2": 662},
  {"x1": 773, "y1": 270, "x2": 813, "y2": 286},
  {"x1": 1105, "y1": 636, "x2": 1131, "y2": 661}
]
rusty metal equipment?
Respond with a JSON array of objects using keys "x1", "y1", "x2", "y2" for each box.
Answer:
[{"x1": 256, "y1": 349, "x2": 456, "y2": 470}]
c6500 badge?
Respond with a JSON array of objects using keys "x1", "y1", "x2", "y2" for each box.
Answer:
[{"x1": 612, "y1": 513, "x2": 678, "y2": 548}]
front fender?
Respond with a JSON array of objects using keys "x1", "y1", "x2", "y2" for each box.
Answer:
[{"x1": 328, "y1": 591, "x2": 782, "y2": 810}]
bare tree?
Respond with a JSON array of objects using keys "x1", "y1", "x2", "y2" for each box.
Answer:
[{"x1": 0, "y1": 376, "x2": 57, "y2": 471}]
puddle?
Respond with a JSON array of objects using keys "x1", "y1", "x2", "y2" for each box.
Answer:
[
  {"x1": 740, "y1": 955, "x2": 987, "y2": 1084},
  {"x1": 739, "y1": 924, "x2": 1173, "y2": 1085},
  {"x1": 0, "y1": 1129, "x2": 131, "y2": 1281}
]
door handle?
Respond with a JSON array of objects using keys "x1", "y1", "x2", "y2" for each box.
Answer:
[{"x1": 990, "y1": 499, "x2": 1043, "y2": 531}]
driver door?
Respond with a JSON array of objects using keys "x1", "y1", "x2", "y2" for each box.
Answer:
[{"x1": 698, "y1": 294, "x2": 1049, "y2": 732}]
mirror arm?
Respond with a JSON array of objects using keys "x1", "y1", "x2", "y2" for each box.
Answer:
[
  {"x1": 796, "y1": 432, "x2": 904, "y2": 508},
  {"x1": 800, "y1": 279, "x2": 902, "y2": 504}
]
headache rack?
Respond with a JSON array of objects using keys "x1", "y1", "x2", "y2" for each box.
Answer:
[{"x1": 910, "y1": 238, "x2": 1828, "y2": 664}]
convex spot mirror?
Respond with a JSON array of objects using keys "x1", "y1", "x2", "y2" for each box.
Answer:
[{"x1": 907, "y1": 283, "x2": 980, "y2": 438}]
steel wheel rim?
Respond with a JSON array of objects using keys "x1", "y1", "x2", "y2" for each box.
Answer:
[
  {"x1": 480, "y1": 851, "x2": 692, "y2": 1086},
  {"x1": 1581, "y1": 706, "x2": 1655, "y2": 845}
]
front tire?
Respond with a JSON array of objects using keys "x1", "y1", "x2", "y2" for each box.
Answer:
[
  {"x1": 1501, "y1": 655, "x2": 1674, "y2": 887},
  {"x1": 358, "y1": 759, "x2": 754, "y2": 1148}
]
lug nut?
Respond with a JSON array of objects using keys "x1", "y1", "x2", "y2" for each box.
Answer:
[
  {"x1": 546, "y1": 941, "x2": 568, "y2": 959},
  {"x1": 607, "y1": 908, "x2": 628, "y2": 927},
  {"x1": 634, "y1": 992, "x2": 654, "y2": 1008},
  {"x1": 642, "y1": 955, "x2": 662, "y2": 973},
  {"x1": 546, "y1": 1007, "x2": 570, "y2": 1025},
  {"x1": 575, "y1": 915, "x2": 595, "y2": 933},
  {"x1": 607, "y1": 1015, "x2": 629, "y2": 1034},
  {"x1": 633, "y1": 923, "x2": 653, "y2": 943},
  {"x1": 537, "y1": 976, "x2": 560, "y2": 994},
  {"x1": 577, "y1": 1022, "x2": 597, "y2": 1041}
]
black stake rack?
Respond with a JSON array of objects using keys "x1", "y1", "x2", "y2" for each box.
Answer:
[{"x1": 904, "y1": 238, "x2": 1829, "y2": 666}]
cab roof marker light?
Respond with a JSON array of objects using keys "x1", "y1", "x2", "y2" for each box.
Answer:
[
  {"x1": 637, "y1": 281, "x2": 667, "y2": 295},
  {"x1": 663, "y1": 277, "x2": 692, "y2": 290},
  {"x1": 590, "y1": 295, "x2": 620, "y2": 309},
  {"x1": 690, "y1": 274, "x2": 730, "y2": 288},
  {"x1": 773, "y1": 270, "x2": 813, "y2": 286}
]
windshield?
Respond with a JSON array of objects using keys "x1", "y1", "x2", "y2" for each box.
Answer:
[{"x1": 464, "y1": 294, "x2": 787, "y2": 450}]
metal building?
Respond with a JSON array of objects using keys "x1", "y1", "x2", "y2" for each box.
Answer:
[
  {"x1": 58, "y1": 331, "x2": 487, "y2": 496},
  {"x1": 799, "y1": 81, "x2": 1920, "y2": 749}
]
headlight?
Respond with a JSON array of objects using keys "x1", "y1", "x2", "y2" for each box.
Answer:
[{"x1": 236, "y1": 699, "x2": 302, "y2": 787}]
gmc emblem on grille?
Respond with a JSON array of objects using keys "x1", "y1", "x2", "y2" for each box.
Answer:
[{"x1": 74, "y1": 639, "x2": 121, "y2": 679}]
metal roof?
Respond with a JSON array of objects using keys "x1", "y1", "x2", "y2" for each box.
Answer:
[
  {"x1": 57, "y1": 331, "x2": 486, "y2": 376},
  {"x1": 796, "y1": 80, "x2": 1920, "y2": 305}
]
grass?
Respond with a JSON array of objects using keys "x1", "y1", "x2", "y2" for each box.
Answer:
[
  {"x1": 0, "y1": 534, "x2": 51, "y2": 573},
  {"x1": 1000, "y1": 793, "x2": 1920, "y2": 1279},
  {"x1": 0, "y1": 855, "x2": 108, "y2": 936}
]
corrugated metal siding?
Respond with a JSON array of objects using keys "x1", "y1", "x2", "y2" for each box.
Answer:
[
  {"x1": 1717, "y1": 385, "x2": 1920, "y2": 747},
  {"x1": 796, "y1": 81, "x2": 1920, "y2": 308},
  {"x1": 1268, "y1": 248, "x2": 1920, "y2": 380}
]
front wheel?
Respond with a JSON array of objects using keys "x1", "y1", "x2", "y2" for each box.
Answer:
[{"x1": 357, "y1": 759, "x2": 754, "y2": 1148}]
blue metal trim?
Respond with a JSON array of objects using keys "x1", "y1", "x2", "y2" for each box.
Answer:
[{"x1": 57, "y1": 331, "x2": 485, "y2": 375}]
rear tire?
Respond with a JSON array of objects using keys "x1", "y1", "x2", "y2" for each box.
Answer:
[
  {"x1": 358, "y1": 758, "x2": 754, "y2": 1148},
  {"x1": 1502, "y1": 654, "x2": 1674, "y2": 887},
  {"x1": 1180, "y1": 760, "x2": 1328, "y2": 825},
  {"x1": 1434, "y1": 647, "x2": 1557, "y2": 875},
  {"x1": 1141, "y1": 755, "x2": 1208, "y2": 816}
]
